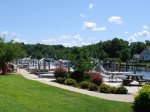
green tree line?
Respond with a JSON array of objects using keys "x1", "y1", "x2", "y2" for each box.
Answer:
[{"x1": 17, "y1": 38, "x2": 150, "y2": 62}]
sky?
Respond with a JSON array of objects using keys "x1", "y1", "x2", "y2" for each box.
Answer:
[{"x1": 0, "y1": 0, "x2": 150, "y2": 47}]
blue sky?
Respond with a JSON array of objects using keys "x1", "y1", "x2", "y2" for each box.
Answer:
[{"x1": 0, "y1": 0, "x2": 150, "y2": 46}]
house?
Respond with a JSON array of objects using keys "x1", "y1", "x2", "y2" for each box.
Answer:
[
  {"x1": 140, "y1": 46, "x2": 150, "y2": 61},
  {"x1": 133, "y1": 54, "x2": 140, "y2": 61}
]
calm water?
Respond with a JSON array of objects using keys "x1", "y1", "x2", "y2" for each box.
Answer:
[
  {"x1": 128, "y1": 70, "x2": 150, "y2": 78},
  {"x1": 105, "y1": 67, "x2": 150, "y2": 78},
  {"x1": 122, "y1": 68, "x2": 150, "y2": 78}
]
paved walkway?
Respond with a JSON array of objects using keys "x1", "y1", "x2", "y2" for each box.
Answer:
[{"x1": 18, "y1": 69, "x2": 134, "y2": 103}]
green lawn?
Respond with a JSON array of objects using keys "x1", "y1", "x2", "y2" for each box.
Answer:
[{"x1": 0, "y1": 74, "x2": 133, "y2": 112}]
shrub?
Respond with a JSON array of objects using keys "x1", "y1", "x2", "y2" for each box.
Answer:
[
  {"x1": 65, "y1": 78, "x2": 77, "y2": 86},
  {"x1": 80, "y1": 81, "x2": 90, "y2": 89},
  {"x1": 115, "y1": 86, "x2": 128, "y2": 94},
  {"x1": 56, "y1": 77, "x2": 65, "y2": 84},
  {"x1": 83, "y1": 72, "x2": 91, "y2": 81},
  {"x1": 89, "y1": 72, "x2": 103, "y2": 86},
  {"x1": 54, "y1": 67, "x2": 67, "y2": 78},
  {"x1": 89, "y1": 83, "x2": 98, "y2": 91},
  {"x1": 70, "y1": 70, "x2": 84, "y2": 82},
  {"x1": 99, "y1": 84, "x2": 112, "y2": 93},
  {"x1": 134, "y1": 85, "x2": 150, "y2": 112},
  {"x1": 110, "y1": 86, "x2": 117, "y2": 93}
]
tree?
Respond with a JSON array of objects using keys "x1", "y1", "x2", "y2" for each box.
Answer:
[
  {"x1": 130, "y1": 42, "x2": 146, "y2": 57},
  {"x1": 70, "y1": 47, "x2": 92, "y2": 72},
  {"x1": 0, "y1": 38, "x2": 25, "y2": 73},
  {"x1": 102, "y1": 38, "x2": 129, "y2": 61},
  {"x1": 121, "y1": 49, "x2": 131, "y2": 61}
]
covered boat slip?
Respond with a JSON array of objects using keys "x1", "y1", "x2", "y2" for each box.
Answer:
[
  {"x1": 17, "y1": 58, "x2": 71, "y2": 78},
  {"x1": 93, "y1": 63, "x2": 132, "y2": 81}
]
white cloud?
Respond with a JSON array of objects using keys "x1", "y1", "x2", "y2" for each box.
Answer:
[
  {"x1": 88, "y1": 37, "x2": 96, "y2": 41},
  {"x1": 42, "y1": 34, "x2": 83, "y2": 46},
  {"x1": 12, "y1": 32, "x2": 17, "y2": 36},
  {"x1": 93, "y1": 27, "x2": 106, "y2": 31},
  {"x1": 13, "y1": 38, "x2": 26, "y2": 43},
  {"x1": 42, "y1": 34, "x2": 98, "y2": 47},
  {"x1": 80, "y1": 14, "x2": 86, "y2": 18},
  {"x1": 82, "y1": 42, "x2": 91, "y2": 46},
  {"x1": 12, "y1": 32, "x2": 17, "y2": 38},
  {"x1": 89, "y1": 3, "x2": 94, "y2": 9},
  {"x1": 13, "y1": 38, "x2": 21, "y2": 42},
  {"x1": 60, "y1": 35, "x2": 71, "y2": 40},
  {"x1": 133, "y1": 30, "x2": 150, "y2": 38},
  {"x1": 108, "y1": 16, "x2": 123, "y2": 24},
  {"x1": 83, "y1": 21, "x2": 96, "y2": 30},
  {"x1": 128, "y1": 36, "x2": 136, "y2": 43},
  {"x1": 42, "y1": 38, "x2": 56, "y2": 44},
  {"x1": 128, "y1": 30, "x2": 150, "y2": 42},
  {"x1": 125, "y1": 31, "x2": 129, "y2": 34},
  {"x1": 0, "y1": 31, "x2": 8, "y2": 37},
  {"x1": 62, "y1": 41, "x2": 77, "y2": 47},
  {"x1": 73, "y1": 34, "x2": 82, "y2": 41},
  {"x1": 2, "y1": 31, "x2": 8, "y2": 35},
  {"x1": 143, "y1": 25, "x2": 149, "y2": 29},
  {"x1": 83, "y1": 21, "x2": 106, "y2": 32},
  {"x1": 62, "y1": 43, "x2": 71, "y2": 47}
]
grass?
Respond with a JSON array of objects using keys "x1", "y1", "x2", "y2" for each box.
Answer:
[{"x1": 0, "y1": 74, "x2": 133, "y2": 112}]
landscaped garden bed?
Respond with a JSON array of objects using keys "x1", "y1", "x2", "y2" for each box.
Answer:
[{"x1": 54, "y1": 67, "x2": 128, "y2": 94}]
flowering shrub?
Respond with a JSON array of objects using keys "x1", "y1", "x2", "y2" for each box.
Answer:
[
  {"x1": 89, "y1": 72, "x2": 103, "y2": 86},
  {"x1": 54, "y1": 67, "x2": 67, "y2": 78}
]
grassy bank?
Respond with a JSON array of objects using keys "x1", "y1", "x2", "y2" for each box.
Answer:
[{"x1": 0, "y1": 74, "x2": 133, "y2": 112}]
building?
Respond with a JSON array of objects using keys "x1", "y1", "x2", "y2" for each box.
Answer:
[
  {"x1": 133, "y1": 54, "x2": 140, "y2": 61},
  {"x1": 140, "y1": 46, "x2": 150, "y2": 61}
]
